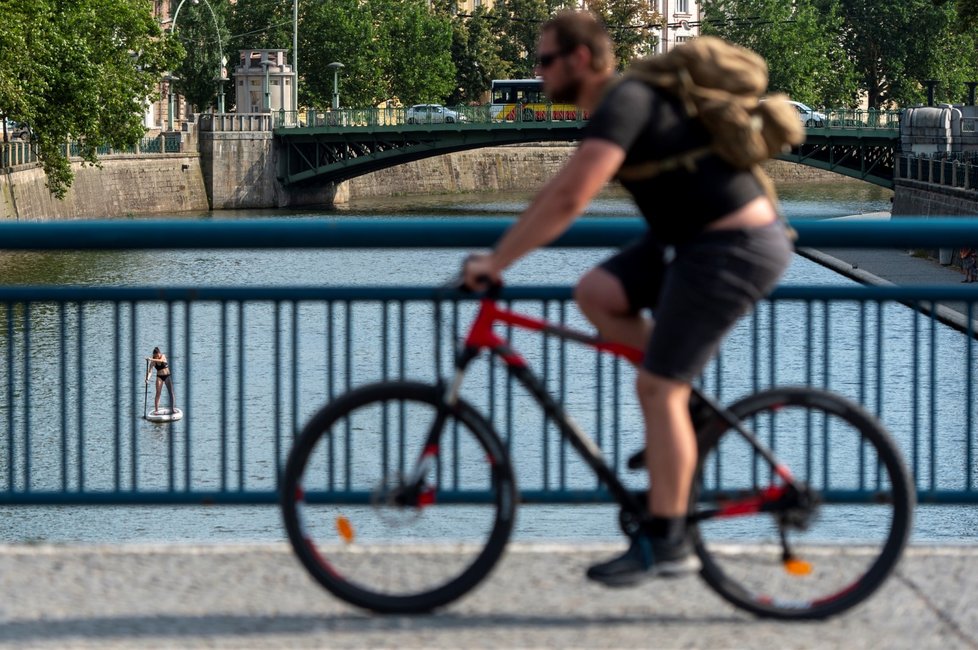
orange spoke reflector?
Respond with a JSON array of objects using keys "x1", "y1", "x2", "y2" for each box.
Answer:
[
  {"x1": 784, "y1": 557, "x2": 813, "y2": 576},
  {"x1": 336, "y1": 516, "x2": 355, "y2": 544}
]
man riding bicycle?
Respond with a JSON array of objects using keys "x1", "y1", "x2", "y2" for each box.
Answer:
[{"x1": 463, "y1": 10, "x2": 792, "y2": 586}]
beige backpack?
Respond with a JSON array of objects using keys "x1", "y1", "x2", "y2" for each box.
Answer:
[{"x1": 613, "y1": 36, "x2": 805, "y2": 220}]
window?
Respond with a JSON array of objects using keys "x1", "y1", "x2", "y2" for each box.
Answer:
[
  {"x1": 676, "y1": 36, "x2": 693, "y2": 44},
  {"x1": 676, "y1": 0, "x2": 689, "y2": 13}
]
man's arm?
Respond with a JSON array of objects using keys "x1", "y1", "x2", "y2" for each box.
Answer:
[{"x1": 464, "y1": 138, "x2": 626, "y2": 286}]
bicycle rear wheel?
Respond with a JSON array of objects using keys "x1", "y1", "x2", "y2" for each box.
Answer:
[
  {"x1": 692, "y1": 387, "x2": 913, "y2": 620},
  {"x1": 281, "y1": 381, "x2": 517, "y2": 613}
]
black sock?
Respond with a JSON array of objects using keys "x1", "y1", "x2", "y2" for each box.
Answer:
[{"x1": 643, "y1": 515, "x2": 686, "y2": 543}]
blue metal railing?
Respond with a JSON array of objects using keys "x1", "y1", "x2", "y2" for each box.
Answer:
[{"x1": 0, "y1": 218, "x2": 976, "y2": 506}]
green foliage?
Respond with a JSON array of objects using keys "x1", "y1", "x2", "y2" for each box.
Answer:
[
  {"x1": 375, "y1": 0, "x2": 456, "y2": 104},
  {"x1": 442, "y1": 7, "x2": 510, "y2": 105},
  {"x1": 492, "y1": 0, "x2": 549, "y2": 79},
  {"x1": 0, "y1": 0, "x2": 179, "y2": 198},
  {"x1": 587, "y1": 0, "x2": 660, "y2": 69},
  {"x1": 171, "y1": 0, "x2": 231, "y2": 112},
  {"x1": 829, "y1": 0, "x2": 969, "y2": 108},
  {"x1": 700, "y1": 0, "x2": 858, "y2": 107}
]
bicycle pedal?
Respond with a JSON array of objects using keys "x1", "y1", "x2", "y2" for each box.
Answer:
[{"x1": 626, "y1": 448, "x2": 646, "y2": 471}]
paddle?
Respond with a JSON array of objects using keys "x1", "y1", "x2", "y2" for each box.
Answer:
[{"x1": 143, "y1": 358, "x2": 150, "y2": 418}]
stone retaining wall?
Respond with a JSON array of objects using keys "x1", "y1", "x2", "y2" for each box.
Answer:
[
  {"x1": 892, "y1": 180, "x2": 978, "y2": 217},
  {"x1": 0, "y1": 144, "x2": 891, "y2": 219},
  {"x1": 0, "y1": 155, "x2": 209, "y2": 220}
]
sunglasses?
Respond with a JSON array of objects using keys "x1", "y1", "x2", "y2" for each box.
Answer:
[{"x1": 536, "y1": 49, "x2": 572, "y2": 69}]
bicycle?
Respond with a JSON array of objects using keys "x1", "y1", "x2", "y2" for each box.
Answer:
[{"x1": 281, "y1": 283, "x2": 914, "y2": 620}]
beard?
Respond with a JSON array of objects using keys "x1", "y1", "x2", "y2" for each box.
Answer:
[{"x1": 546, "y1": 74, "x2": 582, "y2": 104}]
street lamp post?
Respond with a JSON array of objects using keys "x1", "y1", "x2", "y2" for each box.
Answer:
[
  {"x1": 326, "y1": 62, "x2": 344, "y2": 110},
  {"x1": 293, "y1": 0, "x2": 299, "y2": 114},
  {"x1": 215, "y1": 56, "x2": 228, "y2": 114}
]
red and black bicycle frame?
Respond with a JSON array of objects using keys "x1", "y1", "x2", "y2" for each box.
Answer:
[{"x1": 431, "y1": 291, "x2": 810, "y2": 532}]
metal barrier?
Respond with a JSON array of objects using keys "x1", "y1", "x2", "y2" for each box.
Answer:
[
  {"x1": 899, "y1": 153, "x2": 978, "y2": 191},
  {"x1": 0, "y1": 219, "x2": 976, "y2": 507}
]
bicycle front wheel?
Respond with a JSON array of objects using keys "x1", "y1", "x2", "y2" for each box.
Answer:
[
  {"x1": 692, "y1": 387, "x2": 914, "y2": 620},
  {"x1": 281, "y1": 381, "x2": 517, "y2": 614}
]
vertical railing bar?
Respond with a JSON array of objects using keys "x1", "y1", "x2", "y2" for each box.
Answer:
[
  {"x1": 768, "y1": 300, "x2": 777, "y2": 484},
  {"x1": 6, "y1": 303, "x2": 13, "y2": 493},
  {"x1": 505, "y1": 299, "x2": 514, "y2": 451},
  {"x1": 184, "y1": 301, "x2": 192, "y2": 492},
  {"x1": 542, "y1": 300, "x2": 550, "y2": 491},
  {"x1": 452, "y1": 300, "x2": 461, "y2": 490},
  {"x1": 875, "y1": 301, "x2": 884, "y2": 489},
  {"x1": 220, "y1": 301, "x2": 228, "y2": 492},
  {"x1": 912, "y1": 305, "x2": 920, "y2": 488},
  {"x1": 822, "y1": 301, "x2": 830, "y2": 492},
  {"x1": 713, "y1": 346, "x2": 723, "y2": 489},
  {"x1": 968, "y1": 301, "x2": 975, "y2": 492},
  {"x1": 113, "y1": 301, "x2": 121, "y2": 492},
  {"x1": 60, "y1": 303, "x2": 68, "y2": 491},
  {"x1": 858, "y1": 301, "x2": 866, "y2": 491},
  {"x1": 291, "y1": 300, "x2": 299, "y2": 444},
  {"x1": 805, "y1": 300, "x2": 813, "y2": 482},
  {"x1": 559, "y1": 301, "x2": 567, "y2": 490},
  {"x1": 328, "y1": 301, "x2": 336, "y2": 490},
  {"x1": 166, "y1": 301, "x2": 175, "y2": 492},
  {"x1": 751, "y1": 300, "x2": 760, "y2": 488},
  {"x1": 381, "y1": 301, "x2": 390, "y2": 487},
  {"x1": 612, "y1": 354, "x2": 621, "y2": 480},
  {"x1": 595, "y1": 346, "x2": 603, "y2": 477},
  {"x1": 274, "y1": 301, "x2": 282, "y2": 488},
  {"x1": 23, "y1": 303, "x2": 31, "y2": 492},
  {"x1": 929, "y1": 303, "x2": 937, "y2": 493},
  {"x1": 396, "y1": 300, "x2": 404, "y2": 483},
  {"x1": 238, "y1": 301, "x2": 246, "y2": 491},
  {"x1": 345, "y1": 301, "x2": 352, "y2": 489},
  {"x1": 131, "y1": 302, "x2": 139, "y2": 492},
  {"x1": 77, "y1": 303, "x2": 85, "y2": 492}
]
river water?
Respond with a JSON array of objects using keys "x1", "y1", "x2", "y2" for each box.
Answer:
[{"x1": 1, "y1": 180, "x2": 976, "y2": 545}]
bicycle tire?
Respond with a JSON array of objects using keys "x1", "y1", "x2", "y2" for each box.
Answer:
[
  {"x1": 281, "y1": 380, "x2": 517, "y2": 614},
  {"x1": 691, "y1": 387, "x2": 913, "y2": 620}
]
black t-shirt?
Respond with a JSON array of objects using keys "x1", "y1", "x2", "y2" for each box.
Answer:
[{"x1": 582, "y1": 78, "x2": 765, "y2": 243}]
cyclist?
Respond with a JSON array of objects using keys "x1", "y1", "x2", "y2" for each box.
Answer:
[{"x1": 462, "y1": 10, "x2": 792, "y2": 586}]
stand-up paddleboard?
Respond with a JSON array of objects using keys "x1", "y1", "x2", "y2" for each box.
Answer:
[{"x1": 145, "y1": 407, "x2": 183, "y2": 423}]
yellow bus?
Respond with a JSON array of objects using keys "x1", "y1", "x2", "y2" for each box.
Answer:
[{"x1": 488, "y1": 78, "x2": 583, "y2": 122}]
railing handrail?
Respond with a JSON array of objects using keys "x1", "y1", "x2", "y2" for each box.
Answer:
[{"x1": 0, "y1": 217, "x2": 976, "y2": 251}]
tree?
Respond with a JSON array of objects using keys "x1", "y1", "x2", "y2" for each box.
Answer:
[
  {"x1": 0, "y1": 0, "x2": 179, "y2": 198},
  {"x1": 492, "y1": 0, "x2": 549, "y2": 79},
  {"x1": 586, "y1": 0, "x2": 660, "y2": 68},
  {"x1": 700, "y1": 0, "x2": 858, "y2": 107},
  {"x1": 375, "y1": 0, "x2": 455, "y2": 104},
  {"x1": 171, "y1": 0, "x2": 231, "y2": 112},
  {"x1": 828, "y1": 0, "x2": 969, "y2": 108},
  {"x1": 440, "y1": 6, "x2": 511, "y2": 105}
]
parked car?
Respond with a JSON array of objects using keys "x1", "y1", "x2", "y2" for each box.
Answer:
[
  {"x1": 787, "y1": 101, "x2": 827, "y2": 127},
  {"x1": 3, "y1": 119, "x2": 32, "y2": 141},
  {"x1": 405, "y1": 104, "x2": 466, "y2": 124}
]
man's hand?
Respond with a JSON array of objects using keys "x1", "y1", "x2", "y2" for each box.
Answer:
[{"x1": 462, "y1": 253, "x2": 502, "y2": 291}]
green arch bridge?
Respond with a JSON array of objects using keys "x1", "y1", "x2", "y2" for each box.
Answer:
[{"x1": 274, "y1": 107, "x2": 901, "y2": 189}]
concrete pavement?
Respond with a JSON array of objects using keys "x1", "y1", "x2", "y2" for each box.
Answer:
[{"x1": 0, "y1": 542, "x2": 976, "y2": 649}]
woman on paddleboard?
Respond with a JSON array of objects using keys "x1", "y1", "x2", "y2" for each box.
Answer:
[{"x1": 145, "y1": 347, "x2": 176, "y2": 415}]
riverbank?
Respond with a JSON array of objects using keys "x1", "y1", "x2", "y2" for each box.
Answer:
[
  {"x1": 1, "y1": 145, "x2": 870, "y2": 220},
  {"x1": 798, "y1": 212, "x2": 978, "y2": 333}
]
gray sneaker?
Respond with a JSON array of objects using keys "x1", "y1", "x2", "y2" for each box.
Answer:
[{"x1": 586, "y1": 535, "x2": 700, "y2": 587}]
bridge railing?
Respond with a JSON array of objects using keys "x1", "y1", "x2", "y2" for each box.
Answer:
[
  {"x1": 899, "y1": 153, "x2": 978, "y2": 191},
  {"x1": 273, "y1": 106, "x2": 899, "y2": 131},
  {"x1": 1, "y1": 136, "x2": 183, "y2": 170},
  {"x1": 821, "y1": 108, "x2": 902, "y2": 130},
  {"x1": 0, "y1": 219, "x2": 976, "y2": 507}
]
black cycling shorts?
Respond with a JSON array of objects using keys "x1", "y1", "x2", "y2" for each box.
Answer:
[{"x1": 598, "y1": 222, "x2": 792, "y2": 383}]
